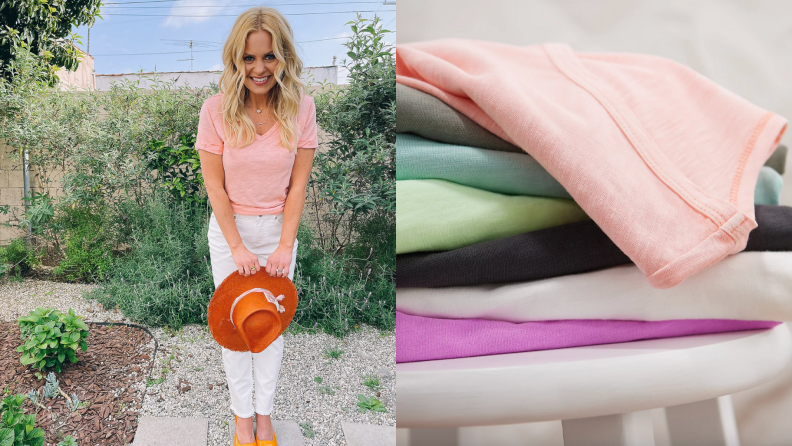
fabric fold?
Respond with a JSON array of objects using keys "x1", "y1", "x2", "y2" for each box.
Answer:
[
  {"x1": 396, "y1": 251, "x2": 792, "y2": 323},
  {"x1": 396, "y1": 311, "x2": 780, "y2": 363},
  {"x1": 396, "y1": 179, "x2": 589, "y2": 254},
  {"x1": 396, "y1": 39, "x2": 787, "y2": 287},
  {"x1": 397, "y1": 205, "x2": 792, "y2": 288}
]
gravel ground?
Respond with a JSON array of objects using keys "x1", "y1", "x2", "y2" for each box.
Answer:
[{"x1": 0, "y1": 278, "x2": 396, "y2": 446}]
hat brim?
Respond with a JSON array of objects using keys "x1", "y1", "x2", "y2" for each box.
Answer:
[{"x1": 207, "y1": 270, "x2": 298, "y2": 352}]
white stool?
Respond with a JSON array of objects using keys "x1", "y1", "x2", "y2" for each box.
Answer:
[{"x1": 397, "y1": 325, "x2": 792, "y2": 446}]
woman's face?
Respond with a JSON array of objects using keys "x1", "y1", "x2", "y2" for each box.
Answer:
[{"x1": 242, "y1": 30, "x2": 279, "y2": 98}]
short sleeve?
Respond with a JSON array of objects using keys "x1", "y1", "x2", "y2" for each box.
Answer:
[
  {"x1": 297, "y1": 96, "x2": 319, "y2": 149},
  {"x1": 196, "y1": 98, "x2": 224, "y2": 155}
]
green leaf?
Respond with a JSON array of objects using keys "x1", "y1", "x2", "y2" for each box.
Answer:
[
  {"x1": 0, "y1": 428, "x2": 14, "y2": 446},
  {"x1": 57, "y1": 351, "x2": 64, "y2": 363},
  {"x1": 79, "y1": 340, "x2": 87, "y2": 352}
]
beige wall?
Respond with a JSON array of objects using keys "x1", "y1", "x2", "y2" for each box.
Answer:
[
  {"x1": 0, "y1": 140, "x2": 68, "y2": 244},
  {"x1": 55, "y1": 51, "x2": 94, "y2": 91}
]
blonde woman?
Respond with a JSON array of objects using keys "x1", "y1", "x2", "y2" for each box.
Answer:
[{"x1": 196, "y1": 7, "x2": 317, "y2": 446}]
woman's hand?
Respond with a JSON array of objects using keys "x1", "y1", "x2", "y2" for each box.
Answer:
[
  {"x1": 230, "y1": 245, "x2": 262, "y2": 277},
  {"x1": 265, "y1": 245, "x2": 293, "y2": 278}
]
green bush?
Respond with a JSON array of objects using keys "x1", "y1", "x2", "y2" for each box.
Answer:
[
  {"x1": 294, "y1": 14, "x2": 395, "y2": 336},
  {"x1": 145, "y1": 132, "x2": 207, "y2": 205},
  {"x1": 0, "y1": 238, "x2": 42, "y2": 280},
  {"x1": 84, "y1": 189, "x2": 214, "y2": 329},
  {"x1": 51, "y1": 204, "x2": 114, "y2": 283},
  {"x1": 292, "y1": 221, "x2": 395, "y2": 336},
  {"x1": 15, "y1": 308, "x2": 89, "y2": 374},
  {"x1": 309, "y1": 14, "x2": 395, "y2": 252},
  {"x1": 0, "y1": 393, "x2": 46, "y2": 446}
]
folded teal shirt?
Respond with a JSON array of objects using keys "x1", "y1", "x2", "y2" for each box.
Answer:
[
  {"x1": 397, "y1": 134, "x2": 783, "y2": 204},
  {"x1": 397, "y1": 133, "x2": 571, "y2": 199},
  {"x1": 756, "y1": 166, "x2": 783, "y2": 206}
]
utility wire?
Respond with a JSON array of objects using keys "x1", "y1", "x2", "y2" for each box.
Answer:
[
  {"x1": 91, "y1": 36, "x2": 349, "y2": 56},
  {"x1": 100, "y1": 9, "x2": 392, "y2": 16}
]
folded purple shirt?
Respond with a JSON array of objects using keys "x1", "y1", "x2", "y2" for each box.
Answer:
[{"x1": 396, "y1": 311, "x2": 781, "y2": 363}]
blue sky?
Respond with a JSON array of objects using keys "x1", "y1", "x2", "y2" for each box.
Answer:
[{"x1": 71, "y1": 0, "x2": 396, "y2": 82}]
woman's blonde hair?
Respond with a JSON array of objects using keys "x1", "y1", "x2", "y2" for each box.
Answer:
[{"x1": 218, "y1": 7, "x2": 305, "y2": 150}]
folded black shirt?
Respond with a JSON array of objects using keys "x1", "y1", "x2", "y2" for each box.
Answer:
[{"x1": 396, "y1": 205, "x2": 792, "y2": 288}]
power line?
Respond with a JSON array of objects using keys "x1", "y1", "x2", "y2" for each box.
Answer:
[
  {"x1": 100, "y1": 9, "x2": 393, "y2": 16},
  {"x1": 90, "y1": 36, "x2": 350, "y2": 56}
]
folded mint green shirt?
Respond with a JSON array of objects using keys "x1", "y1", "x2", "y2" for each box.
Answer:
[
  {"x1": 398, "y1": 134, "x2": 784, "y2": 204},
  {"x1": 755, "y1": 166, "x2": 783, "y2": 206},
  {"x1": 397, "y1": 179, "x2": 589, "y2": 254},
  {"x1": 396, "y1": 133, "x2": 571, "y2": 198}
]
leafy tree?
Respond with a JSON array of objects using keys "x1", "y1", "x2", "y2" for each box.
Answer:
[{"x1": 0, "y1": 0, "x2": 102, "y2": 85}]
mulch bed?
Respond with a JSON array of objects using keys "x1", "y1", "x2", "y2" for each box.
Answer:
[{"x1": 0, "y1": 322, "x2": 156, "y2": 446}]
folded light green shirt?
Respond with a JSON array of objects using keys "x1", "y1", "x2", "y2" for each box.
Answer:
[
  {"x1": 397, "y1": 133, "x2": 571, "y2": 199},
  {"x1": 396, "y1": 179, "x2": 589, "y2": 254}
]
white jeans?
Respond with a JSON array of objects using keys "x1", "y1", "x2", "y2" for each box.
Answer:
[{"x1": 207, "y1": 212, "x2": 298, "y2": 417}]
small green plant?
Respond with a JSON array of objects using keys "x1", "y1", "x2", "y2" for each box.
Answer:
[
  {"x1": 16, "y1": 308, "x2": 89, "y2": 372},
  {"x1": 313, "y1": 376, "x2": 322, "y2": 384},
  {"x1": 323, "y1": 345, "x2": 344, "y2": 360},
  {"x1": 146, "y1": 377, "x2": 165, "y2": 387},
  {"x1": 0, "y1": 393, "x2": 46, "y2": 446},
  {"x1": 317, "y1": 386, "x2": 335, "y2": 395},
  {"x1": 298, "y1": 421, "x2": 315, "y2": 439},
  {"x1": 362, "y1": 374, "x2": 380, "y2": 391},
  {"x1": 56, "y1": 436, "x2": 78, "y2": 446},
  {"x1": 356, "y1": 394, "x2": 386, "y2": 413}
]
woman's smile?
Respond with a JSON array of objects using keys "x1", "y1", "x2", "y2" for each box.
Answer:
[{"x1": 250, "y1": 75, "x2": 270, "y2": 86}]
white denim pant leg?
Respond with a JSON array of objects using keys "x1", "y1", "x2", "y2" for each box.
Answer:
[{"x1": 207, "y1": 211, "x2": 298, "y2": 417}]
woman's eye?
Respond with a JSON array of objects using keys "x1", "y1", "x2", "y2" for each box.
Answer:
[
  {"x1": 265, "y1": 54, "x2": 276, "y2": 61},
  {"x1": 243, "y1": 56, "x2": 254, "y2": 62}
]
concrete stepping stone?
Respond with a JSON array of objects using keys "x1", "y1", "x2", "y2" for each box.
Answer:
[
  {"x1": 229, "y1": 419, "x2": 304, "y2": 445},
  {"x1": 132, "y1": 416, "x2": 208, "y2": 446},
  {"x1": 342, "y1": 422, "x2": 397, "y2": 446}
]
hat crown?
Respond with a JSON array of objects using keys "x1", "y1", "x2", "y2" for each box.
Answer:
[{"x1": 207, "y1": 271, "x2": 298, "y2": 353}]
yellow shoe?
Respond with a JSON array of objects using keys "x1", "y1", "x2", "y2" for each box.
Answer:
[
  {"x1": 255, "y1": 431, "x2": 277, "y2": 446},
  {"x1": 234, "y1": 414, "x2": 256, "y2": 446}
]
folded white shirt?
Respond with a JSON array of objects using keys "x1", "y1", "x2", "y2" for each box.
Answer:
[{"x1": 396, "y1": 251, "x2": 792, "y2": 322}]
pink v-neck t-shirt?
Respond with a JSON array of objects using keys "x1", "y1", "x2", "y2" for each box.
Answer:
[{"x1": 196, "y1": 93, "x2": 318, "y2": 215}]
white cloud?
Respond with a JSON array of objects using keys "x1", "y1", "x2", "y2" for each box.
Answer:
[{"x1": 162, "y1": 0, "x2": 234, "y2": 29}]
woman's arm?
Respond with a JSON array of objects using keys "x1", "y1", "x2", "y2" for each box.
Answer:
[
  {"x1": 199, "y1": 149, "x2": 262, "y2": 276},
  {"x1": 264, "y1": 146, "x2": 316, "y2": 277}
]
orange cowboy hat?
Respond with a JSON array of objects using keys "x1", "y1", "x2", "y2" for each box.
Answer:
[{"x1": 207, "y1": 270, "x2": 298, "y2": 353}]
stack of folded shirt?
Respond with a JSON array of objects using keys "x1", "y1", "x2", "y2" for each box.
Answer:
[{"x1": 395, "y1": 40, "x2": 791, "y2": 363}]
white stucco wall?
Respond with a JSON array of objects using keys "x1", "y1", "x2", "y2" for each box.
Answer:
[{"x1": 95, "y1": 65, "x2": 337, "y2": 91}]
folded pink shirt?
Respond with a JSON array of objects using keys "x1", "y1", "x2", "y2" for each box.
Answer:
[
  {"x1": 196, "y1": 93, "x2": 318, "y2": 215},
  {"x1": 396, "y1": 40, "x2": 787, "y2": 288}
]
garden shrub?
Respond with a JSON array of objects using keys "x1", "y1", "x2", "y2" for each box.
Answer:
[
  {"x1": 51, "y1": 204, "x2": 114, "y2": 283},
  {"x1": 0, "y1": 393, "x2": 46, "y2": 446},
  {"x1": 294, "y1": 14, "x2": 395, "y2": 335},
  {"x1": 293, "y1": 221, "x2": 395, "y2": 336},
  {"x1": 144, "y1": 132, "x2": 207, "y2": 205},
  {"x1": 0, "y1": 42, "x2": 217, "y2": 267},
  {"x1": 0, "y1": 237, "x2": 44, "y2": 280},
  {"x1": 15, "y1": 308, "x2": 89, "y2": 374},
  {"x1": 83, "y1": 188, "x2": 214, "y2": 329}
]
